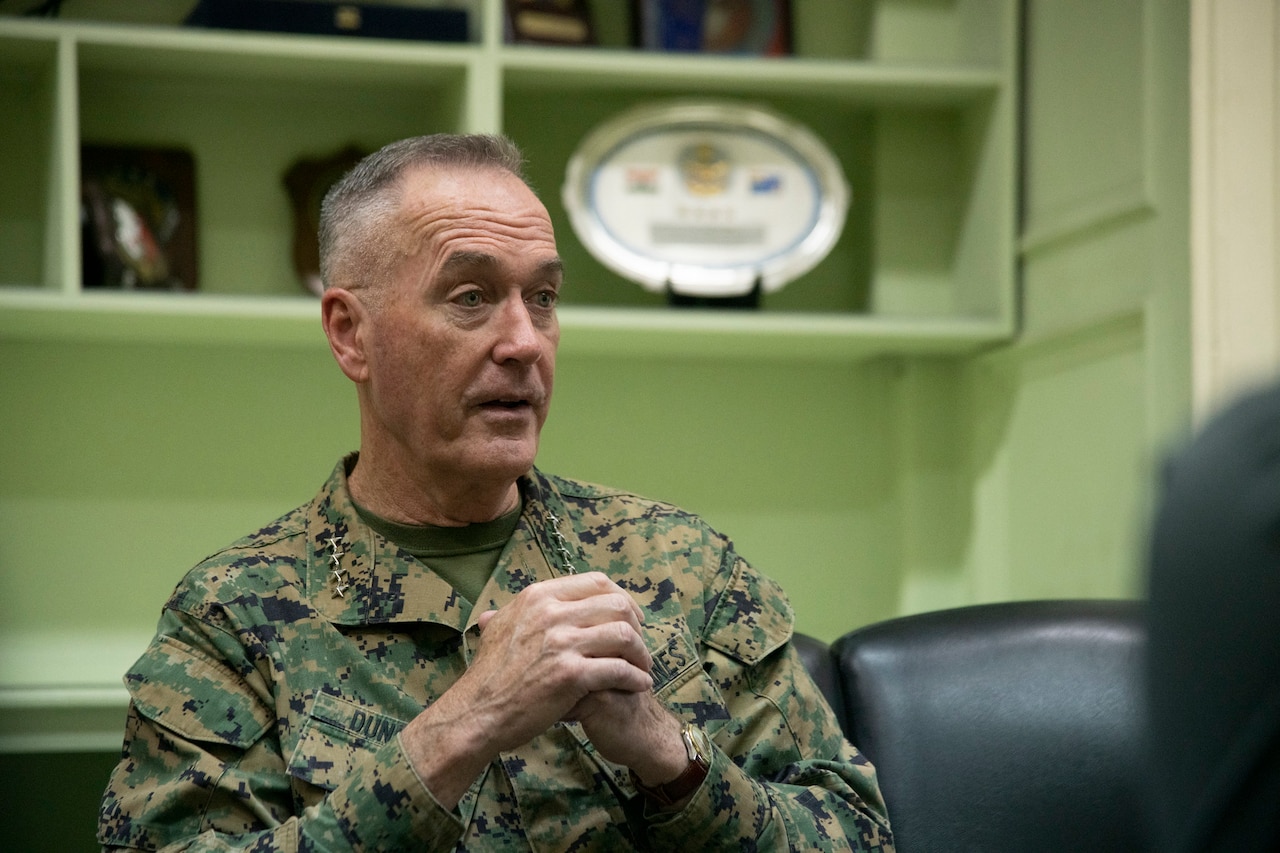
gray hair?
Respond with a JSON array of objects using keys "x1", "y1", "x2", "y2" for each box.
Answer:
[{"x1": 317, "y1": 133, "x2": 529, "y2": 297}]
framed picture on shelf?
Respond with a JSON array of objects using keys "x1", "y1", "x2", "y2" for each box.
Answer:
[
  {"x1": 633, "y1": 0, "x2": 791, "y2": 55},
  {"x1": 283, "y1": 145, "x2": 367, "y2": 297},
  {"x1": 80, "y1": 145, "x2": 198, "y2": 291}
]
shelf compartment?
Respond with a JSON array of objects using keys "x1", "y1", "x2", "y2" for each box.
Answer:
[
  {"x1": 0, "y1": 30, "x2": 61, "y2": 291},
  {"x1": 74, "y1": 28, "x2": 472, "y2": 299},
  {"x1": 503, "y1": 76, "x2": 1012, "y2": 325}
]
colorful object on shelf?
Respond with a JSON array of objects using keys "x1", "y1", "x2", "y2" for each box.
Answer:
[
  {"x1": 633, "y1": 0, "x2": 790, "y2": 55},
  {"x1": 505, "y1": 0, "x2": 595, "y2": 46},
  {"x1": 562, "y1": 100, "x2": 849, "y2": 306},
  {"x1": 80, "y1": 145, "x2": 198, "y2": 291}
]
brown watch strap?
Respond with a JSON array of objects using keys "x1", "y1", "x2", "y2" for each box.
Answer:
[{"x1": 631, "y1": 724, "x2": 711, "y2": 807}]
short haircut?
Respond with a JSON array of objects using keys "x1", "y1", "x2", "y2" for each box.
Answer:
[{"x1": 317, "y1": 133, "x2": 529, "y2": 297}]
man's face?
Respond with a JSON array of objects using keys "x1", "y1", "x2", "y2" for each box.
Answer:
[{"x1": 359, "y1": 165, "x2": 561, "y2": 490}]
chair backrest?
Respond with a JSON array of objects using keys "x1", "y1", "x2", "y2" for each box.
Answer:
[{"x1": 831, "y1": 599, "x2": 1146, "y2": 853}]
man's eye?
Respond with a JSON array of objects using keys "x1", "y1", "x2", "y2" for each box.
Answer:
[
  {"x1": 457, "y1": 290, "x2": 484, "y2": 307},
  {"x1": 530, "y1": 289, "x2": 559, "y2": 310}
]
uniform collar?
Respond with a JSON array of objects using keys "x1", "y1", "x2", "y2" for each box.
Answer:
[{"x1": 307, "y1": 455, "x2": 588, "y2": 629}]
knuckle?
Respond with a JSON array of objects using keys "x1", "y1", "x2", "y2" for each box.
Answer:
[
  {"x1": 607, "y1": 619, "x2": 633, "y2": 645},
  {"x1": 543, "y1": 622, "x2": 573, "y2": 653},
  {"x1": 606, "y1": 592, "x2": 633, "y2": 618}
]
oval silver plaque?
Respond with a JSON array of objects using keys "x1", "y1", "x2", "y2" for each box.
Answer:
[{"x1": 562, "y1": 101, "x2": 849, "y2": 299}]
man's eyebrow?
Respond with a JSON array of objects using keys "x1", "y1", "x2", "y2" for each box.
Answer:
[
  {"x1": 438, "y1": 251, "x2": 564, "y2": 281},
  {"x1": 536, "y1": 257, "x2": 565, "y2": 281},
  {"x1": 439, "y1": 250, "x2": 498, "y2": 274}
]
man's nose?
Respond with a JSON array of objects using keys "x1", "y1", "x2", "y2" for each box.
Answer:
[{"x1": 492, "y1": 295, "x2": 544, "y2": 364}]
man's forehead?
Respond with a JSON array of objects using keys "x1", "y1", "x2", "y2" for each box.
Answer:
[
  {"x1": 396, "y1": 167, "x2": 550, "y2": 229},
  {"x1": 399, "y1": 163, "x2": 527, "y2": 202}
]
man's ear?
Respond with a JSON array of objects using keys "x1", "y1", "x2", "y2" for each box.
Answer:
[{"x1": 321, "y1": 288, "x2": 370, "y2": 383}]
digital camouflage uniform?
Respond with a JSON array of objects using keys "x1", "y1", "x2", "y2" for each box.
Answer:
[{"x1": 99, "y1": 456, "x2": 894, "y2": 852}]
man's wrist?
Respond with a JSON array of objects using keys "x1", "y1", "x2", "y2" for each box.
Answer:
[
  {"x1": 625, "y1": 709, "x2": 688, "y2": 787},
  {"x1": 400, "y1": 705, "x2": 494, "y2": 811},
  {"x1": 630, "y1": 723, "x2": 712, "y2": 808}
]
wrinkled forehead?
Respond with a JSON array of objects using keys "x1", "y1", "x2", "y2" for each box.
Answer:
[
  {"x1": 395, "y1": 163, "x2": 541, "y2": 218},
  {"x1": 379, "y1": 165, "x2": 556, "y2": 288},
  {"x1": 394, "y1": 166, "x2": 552, "y2": 247}
]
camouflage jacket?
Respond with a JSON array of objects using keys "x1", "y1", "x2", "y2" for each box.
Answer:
[{"x1": 99, "y1": 457, "x2": 894, "y2": 852}]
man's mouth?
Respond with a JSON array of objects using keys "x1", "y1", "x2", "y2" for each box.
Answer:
[{"x1": 480, "y1": 397, "x2": 532, "y2": 410}]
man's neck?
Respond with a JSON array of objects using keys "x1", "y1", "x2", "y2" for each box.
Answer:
[{"x1": 346, "y1": 451, "x2": 521, "y2": 527}]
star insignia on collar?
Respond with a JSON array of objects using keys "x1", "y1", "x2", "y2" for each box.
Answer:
[
  {"x1": 325, "y1": 532, "x2": 353, "y2": 598},
  {"x1": 546, "y1": 510, "x2": 578, "y2": 575}
]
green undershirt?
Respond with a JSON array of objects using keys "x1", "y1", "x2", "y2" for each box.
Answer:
[{"x1": 353, "y1": 498, "x2": 522, "y2": 615}]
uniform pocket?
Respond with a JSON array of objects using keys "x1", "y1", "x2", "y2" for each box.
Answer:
[
  {"x1": 644, "y1": 615, "x2": 731, "y2": 729},
  {"x1": 703, "y1": 556, "x2": 794, "y2": 666},
  {"x1": 286, "y1": 692, "x2": 409, "y2": 791},
  {"x1": 125, "y1": 635, "x2": 273, "y2": 748}
]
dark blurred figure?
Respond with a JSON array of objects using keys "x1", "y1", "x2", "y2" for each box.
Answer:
[{"x1": 1147, "y1": 381, "x2": 1280, "y2": 851}]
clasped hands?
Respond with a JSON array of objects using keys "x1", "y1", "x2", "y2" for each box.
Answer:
[{"x1": 401, "y1": 572, "x2": 690, "y2": 809}]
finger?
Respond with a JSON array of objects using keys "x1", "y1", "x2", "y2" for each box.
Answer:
[
  {"x1": 560, "y1": 689, "x2": 623, "y2": 724},
  {"x1": 571, "y1": 590, "x2": 646, "y2": 636},
  {"x1": 571, "y1": 620, "x2": 653, "y2": 673},
  {"x1": 573, "y1": 656, "x2": 653, "y2": 695},
  {"x1": 510, "y1": 580, "x2": 646, "y2": 639},
  {"x1": 536, "y1": 572, "x2": 646, "y2": 625}
]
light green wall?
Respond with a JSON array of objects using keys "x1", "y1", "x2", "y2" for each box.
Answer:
[
  {"x1": 941, "y1": 0, "x2": 1191, "y2": 610},
  {"x1": 958, "y1": 317, "x2": 1152, "y2": 603},
  {"x1": 0, "y1": 337, "x2": 355, "y2": 666},
  {"x1": 541, "y1": 354, "x2": 906, "y2": 637},
  {"x1": 0, "y1": 340, "x2": 903, "y2": 656}
]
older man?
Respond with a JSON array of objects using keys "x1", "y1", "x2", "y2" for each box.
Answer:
[{"x1": 98, "y1": 134, "x2": 893, "y2": 851}]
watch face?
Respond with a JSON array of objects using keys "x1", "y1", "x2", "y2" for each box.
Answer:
[{"x1": 684, "y1": 724, "x2": 712, "y2": 764}]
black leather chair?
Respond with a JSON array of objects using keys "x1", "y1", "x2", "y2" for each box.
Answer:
[{"x1": 829, "y1": 599, "x2": 1146, "y2": 853}]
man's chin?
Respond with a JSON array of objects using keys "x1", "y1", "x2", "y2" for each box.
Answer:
[{"x1": 468, "y1": 438, "x2": 539, "y2": 480}]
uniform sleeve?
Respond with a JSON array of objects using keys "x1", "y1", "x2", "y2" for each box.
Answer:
[
  {"x1": 638, "y1": 553, "x2": 895, "y2": 852},
  {"x1": 97, "y1": 609, "x2": 466, "y2": 853}
]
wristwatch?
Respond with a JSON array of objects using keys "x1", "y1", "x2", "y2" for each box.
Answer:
[{"x1": 631, "y1": 722, "x2": 712, "y2": 808}]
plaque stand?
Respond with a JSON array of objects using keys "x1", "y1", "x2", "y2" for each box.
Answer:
[{"x1": 666, "y1": 277, "x2": 761, "y2": 309}]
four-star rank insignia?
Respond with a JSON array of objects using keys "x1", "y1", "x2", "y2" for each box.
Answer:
[{"x1": 326, "y1": 534, "x2": 351, "y2": 598}]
